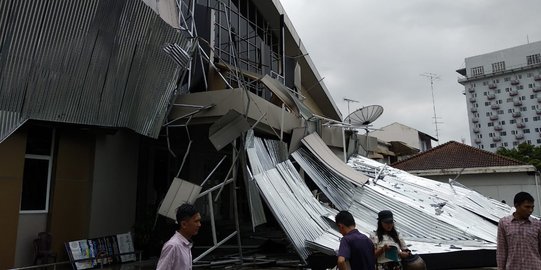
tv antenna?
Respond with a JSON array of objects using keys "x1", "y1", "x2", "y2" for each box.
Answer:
[
  {"x1": 343, "y1": 98, "x2": 359, "y2": 117},
  {"x1": 420, "y1": 72, "x2": 442, "y2": 143}
]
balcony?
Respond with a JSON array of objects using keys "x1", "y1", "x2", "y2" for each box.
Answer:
[
  {"x1": 515, "y1": 133, "x2": 524, "y2": 140},
  {"x1": 512, "y1": 111, "x2": 522, "y2": 118},
  {"x1": 488, "y1": 83, "x2": 497, "y2": 89},
  {"x1": 511, "y1": 79, "x2": 520, "y2": 85},
  {"x1": 538, "y1": 97, "x2": 541, "y2": 103},
  {"x1": 533, "y1": 86, "x2": 541, "y2": 93},
  {"x1": 513, "y1": 100, "x2": 522, "y2": 106},
  {"x1": 473, "y1": 127, "x2": 480, "y2": 133},
  {"x1": 490, "y1": 115, "x2": 499, "y2": 120},
  {"x1": 472, "y1": 117, "x2": 479, "y2": 123},
  {"x1": 487, "y1": 94, "x2": 496, "y2": 100},
  {"x1": 494, "y1": 125, "x2": 503, "y2": 131},
  {"x1": 517, "y1": 122, "x2": 526, "y2": 128},
  {"x1": 470, "y1": 107, "x2": 478, "y2": 113},
  {"x1": 469, "y1": 97, "x2": 476, "y2": 103},
  {"x1": 492, "y1": 136, "x2": 501, "y2": 142},
  {"x1": 468, "y1": 87, "x2": 475, "y2": 93},
  {"x1": 534, "y1": 75, "x2": 541, "y2": 81},
  {"x1": 509, "y1": 90, "x2": 518, "y2": 96},
  {"x1": 491, "y1": 104, "x2": 500, "y2": 110},
  {"x1": 537, "y1": 109, "x2": 541, "y2": 115},
  {"x1": 475, "y1": 138, "x2": 482, "y2": 144}
]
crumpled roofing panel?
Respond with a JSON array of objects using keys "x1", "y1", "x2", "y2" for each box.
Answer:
[
  {"x1": 0, "y1": 0, "x2": 190, "y2": 142},
  {"x1": 249, "y1": 135, "x2": 502, "y2": 261}
]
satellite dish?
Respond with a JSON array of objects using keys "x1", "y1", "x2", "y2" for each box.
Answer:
[{"x1": 344, "y1": 105, "x2": 384, "y2": 127}]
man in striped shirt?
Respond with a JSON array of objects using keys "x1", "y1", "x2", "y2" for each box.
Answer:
[{"x1": 496, "y1": 191, "x2": 541, "y2": 270}]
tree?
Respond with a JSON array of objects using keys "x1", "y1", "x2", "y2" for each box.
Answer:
[{"x1": 496, "y1": 143, "x2": 541, "y2": 171}]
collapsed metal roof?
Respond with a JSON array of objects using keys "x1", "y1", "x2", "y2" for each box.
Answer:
[
  {"x1": 0, "y1": 0, "x2": 191, "y2": 142},
  {"x1": 247, "y1": 133, "x2": 509, "y2": 261}
]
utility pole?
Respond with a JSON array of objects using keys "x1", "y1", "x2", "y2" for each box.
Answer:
[{"x1": 420, "y1": 73, "x2": 442, "y2": 143}]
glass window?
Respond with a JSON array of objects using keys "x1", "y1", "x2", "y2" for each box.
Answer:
[
  {"x1": 492, "y1": 61, "x2": 505, "y2": 73},
  {"x1": 527, "y1": 54, "x2": 541, "y2": 65},
  {"x1": 20, "y1": 126, "x2": 54, "y2": 213}
]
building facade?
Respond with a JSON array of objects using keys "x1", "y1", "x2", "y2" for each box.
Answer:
[
  {"x1": 368, "y1": 122, "x2": 437, "y2": 153},
  {"x1": 457, "y1": 41, "x2": 541, "y2": 151},
  {"x1": 0, "y1": 0, "x2": 342, "y2": 268}
]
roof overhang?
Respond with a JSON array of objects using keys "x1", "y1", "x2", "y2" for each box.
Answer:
[
  {"x1": 406, "y1": 165, "x2": 537, "y2": 176},
  {"x1": 168, "y1": 89, "x2": 301, "y2": 136}
]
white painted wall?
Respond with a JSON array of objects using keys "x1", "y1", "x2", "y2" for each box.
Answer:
[
  {"x1": 88, "y1": 130, "x2": 139, "y2": 238},
  {"x1": 426, "y1": 172, "x2": 541, "y2": 216},
  {"x1": 465, "y1": 41, "x2": 541, "y2": 76},
  {"x1": 369, "y1": 123, "x2": 422, "y2": 150}
]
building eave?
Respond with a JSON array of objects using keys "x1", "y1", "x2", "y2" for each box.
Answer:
[{"x1": 406, "y1": 165, "x2": 536, "y2": 176}]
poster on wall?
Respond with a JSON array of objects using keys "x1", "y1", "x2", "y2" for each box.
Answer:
[
  {"x1": 66, "y1": 240, "x2": 95, "y2": 269},
  {"x1": 65, "y1": 232, "x2": 136, "y2": 269},
  {"x1": 116, "y1": 232, "x2": 136, "y2": 262}
]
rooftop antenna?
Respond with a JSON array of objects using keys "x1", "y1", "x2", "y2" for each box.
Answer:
[
  {"x1": 420, "y1": 72, "x2": 442, "y2": 144},
  {"x1": 343, "y1": 98, "x2": 359, "y2": 120}
]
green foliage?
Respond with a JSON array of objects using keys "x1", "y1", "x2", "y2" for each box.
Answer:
[{"x1": 496, "y1": 143, "x2": 541, "y2": 170}]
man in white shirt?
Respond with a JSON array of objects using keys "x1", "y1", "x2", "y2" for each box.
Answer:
[{"x1": 157, "y1": 204, "x2": 201, "y2": 270}]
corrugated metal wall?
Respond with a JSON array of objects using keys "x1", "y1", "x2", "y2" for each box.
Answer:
[{"x1": 0, "y1": 0, "x2": 188, "y2": 142}]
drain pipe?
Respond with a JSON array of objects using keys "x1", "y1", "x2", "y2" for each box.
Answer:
[{"x1": 535, "y1": 171, "x2": 541, "y2": 216}]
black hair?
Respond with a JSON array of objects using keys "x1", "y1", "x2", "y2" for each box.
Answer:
[
  {"x1": 376, "y1": 220, "x2": 401, "y2": 244},
  {"x1": 176, "y1": 203, "x2": 199, "y2": 225},
  {"x1": 335, "y1": 210, "x2": 355, "y2": 227},
  {"x1": 514, "y1": 191, "x2": 534, "y2": 206}
]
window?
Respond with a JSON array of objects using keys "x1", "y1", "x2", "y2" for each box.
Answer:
[
  {"x1": 538, "y1": 139, "x2": 541, "y2": 144},
  {"x1": 490, "y1": 143, "x2": 496, "y2": 148},
  {"x1": 471, "y1": 66, "x2": 484, "y2": 76},
  {"x1": 527, "y1": 54, "x2": 541, "y2": 65},
  {"x1": 501, "y1": 131, "x2": 507, "y2": 136},
  {"x1": 492, "y1": 61, "x2": 505, "y2": 72},
  {"x1": 498, "y1": 110, "x2": 504, "y2": 115},
  {"x1": 20, "y1": 126, "x2": 54, "y2": 212},
  {"x1": 534, "y1": 116, "x2": 541, "y2": 121},
  {"x1": 511, "y1": 119, "x2": 516, "y2": 124},
  {"x1": 511, "y1": 130, "x2": 517, "y2": 135},
  {"x1": 524, "y1": 118, "x2": 528, "y2": 122},
  {"x1": 504, "y1": 142, "x2": 509, "y2": 147},
  {"x1": 488, "y1": 122, "x2": 494, "y2": 127},
  {"x1": 524, "y1": 129, "x2": 530, "y2": 133},
  {"x1": 505, "y1": 77, "x2": 510, "y2": 81},
  {"x1": 513, "y1": 141, "x2": 518, "y2": 146}
]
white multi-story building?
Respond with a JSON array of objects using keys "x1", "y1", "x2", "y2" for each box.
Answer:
[{"x1": 457, "y1": 41, "x2": 541, "y2": 151}]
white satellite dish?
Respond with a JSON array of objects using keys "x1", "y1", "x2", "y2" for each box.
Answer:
[{"x1": 344, "y1": 105, "x2": 384, "y2": 127}]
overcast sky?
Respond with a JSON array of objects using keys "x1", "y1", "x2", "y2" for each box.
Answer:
[{"x1": 280, "y1": 0, "x2": 541, "y2": 145}]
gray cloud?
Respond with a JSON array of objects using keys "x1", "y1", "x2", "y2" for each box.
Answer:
[{"x1": 281, "y1": 0, "x2": 541, "y2": 145}]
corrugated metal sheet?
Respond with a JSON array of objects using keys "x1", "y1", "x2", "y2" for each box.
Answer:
[
  {"x1": 292, "y1": 133, "x2": 506, "y2": 245},
  {"x1": 248, "y1": 136, "x2": 338, "y2": 261},
  {"x1": 0, "y1": 0, "x2": 191, "y2": 142},
  {"x1": 248, "y1": 135, "x2": 497, "y2": 261}
]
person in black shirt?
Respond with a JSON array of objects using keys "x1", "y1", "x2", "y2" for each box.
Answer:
[{"x1": 335, "y1": 210, "x2": 376, "y2": 270}]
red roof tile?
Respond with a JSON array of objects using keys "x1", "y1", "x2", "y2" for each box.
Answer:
[{"x1": 391, "y1": 141, "x2": 527, "y2": 171}]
